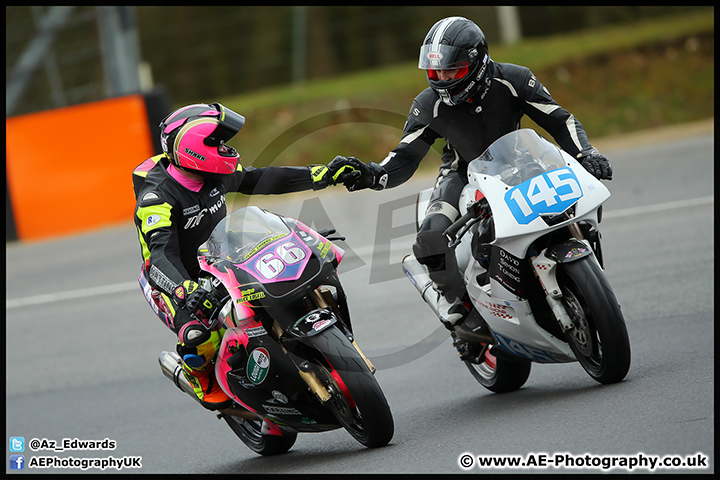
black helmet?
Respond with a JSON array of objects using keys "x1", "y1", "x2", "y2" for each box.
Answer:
[{"x1": 418, "y1": 17, "x2": 489, "y2": 106}]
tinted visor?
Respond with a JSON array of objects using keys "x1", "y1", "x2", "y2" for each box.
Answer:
[
  {"x1": 418, "y1": 44, "x2": 471, "y2": 71},
  {"x1": 204, "y1": 103, "x2": 246, "y2": 147},
  {"x1": 427, "y1": 62, "x2": 469, "y2": 81}
]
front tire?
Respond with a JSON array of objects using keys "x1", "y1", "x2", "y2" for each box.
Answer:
[
  {"x1": 558, "y1": 257, "x2": 631, "y2": 384},
  {"x1": 303, "y1": 327, "x2": 393, "y2": 448},
  {"x1": 222, "y1": 414, "x2": 297, "y2": 456},
  {"x1": 319, "y1": 363, "x2": 394, "y2": 448}
]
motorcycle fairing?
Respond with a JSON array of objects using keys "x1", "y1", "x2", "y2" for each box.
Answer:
[
  {"x1": 236, "y1": 231, "x2": 313, "y2": 284},
  {"x1": 198, "y1": 208, "x2": 352, "y2": 433},
  {"x1": 215, "y1": 321, "x2": 344, "y2": 433},
  {"x1": 493, "y1": 331, "x2": 575, "y2": 363},
  {"x1": 504, "y1": 167, "x2": 583, "y2": 225}
]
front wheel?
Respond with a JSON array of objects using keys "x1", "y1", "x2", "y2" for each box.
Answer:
[
  {"x1": 221, "y1": 414, "x2": 297, "y2": 456},
  {"x1": 301, "y1": 327, "x2": 393, "y2": 448},
  {"x1": 558, "y1": 257, "x2": 631, "y2": 384},
  {"x1": 318, "y1": 363, "x2": 394, "y2": 448}
]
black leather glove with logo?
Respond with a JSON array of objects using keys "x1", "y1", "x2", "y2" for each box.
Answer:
[
  {"x1": 174, "y1": 280, "x2": 218, "y2": 324},
  {"x1": 578, "y1": 150, "x2": 613, "y2": 180},
  {"x1": 310, "y1": 160, "x2": 363, "y2": 190},
  {"x1": 328, "y1": 155, "x2": 388, "y2": 191}
]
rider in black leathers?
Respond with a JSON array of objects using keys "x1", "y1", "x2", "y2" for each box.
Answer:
[{"x1": 330, "y1": 16, "x2": 612, "y2": 328}]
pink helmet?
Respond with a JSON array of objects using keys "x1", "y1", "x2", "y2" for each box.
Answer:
[{"x1": 159, "y1": 103, "x2": 245, "y2": 176}]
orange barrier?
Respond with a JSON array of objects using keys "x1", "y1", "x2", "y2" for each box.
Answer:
[{"x1": 6, "y1": 94, "x2": 155, "y2": 241}]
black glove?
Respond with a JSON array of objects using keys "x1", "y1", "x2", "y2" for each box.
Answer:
[
  {"x1": 174, "y1": 280, "x2": 217, "y2": 322},
  {"x1": 328, "y1": 156, "x2": 388, "y2": 192},
  {"x1": 579, "y1": 151, "x2": 613, "y2": 180},
  {"x1": 310, "y1": 160, "x2": 362, "y2": 190}
]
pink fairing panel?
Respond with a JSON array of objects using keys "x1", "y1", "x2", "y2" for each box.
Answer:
[
  {"x1": 198, "y1": 257, "x2": 261, "y2": 331},
  {"x1": 215, "y1": 329, "x2": 256, "y2": 413},
  {"x1": 331, "y1": 244, "x2": 345, "y2": 263},
  {"x1": 293, "y1": 220, "x2": 344, "y2": 265},
  {"x1": 198, "y1": 256, "x2": 244, "y2": 302},
  {"x1": 214, "y1": 323, "x2": 285, "y2": 436}
]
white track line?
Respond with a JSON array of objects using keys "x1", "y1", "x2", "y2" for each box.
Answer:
[{"x1": 6, "y1": 195, "x2": 713, "y2": 309}]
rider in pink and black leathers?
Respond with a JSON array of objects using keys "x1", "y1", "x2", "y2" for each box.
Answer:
[{"x1": 133, "y1": 103, "x2": 357, "y2": 409}]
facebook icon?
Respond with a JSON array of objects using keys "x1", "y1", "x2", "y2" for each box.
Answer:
[{"x1": 10, "y1": 455, "x2": 25, "y2": 470}]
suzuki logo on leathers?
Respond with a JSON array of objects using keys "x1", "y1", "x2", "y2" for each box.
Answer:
[{"x1": 184, "y1": 195, "x2": 225, "y2": 230}]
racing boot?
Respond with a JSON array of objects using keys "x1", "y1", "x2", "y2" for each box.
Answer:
[
  {"x1": 432, "y1": 285, "x2": 469, "y2": 330},
  {"x1": 182, "y1": 362, "x2": 233, "y2": 410},
  {"x1": 177, "y1": 321, "x2": 232, "y2": 410}
]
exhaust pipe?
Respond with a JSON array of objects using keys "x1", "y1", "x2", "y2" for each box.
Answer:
[
  {"x1": 402, "y1": 255, "x2": 494, "y2": 344},
  {"x1": 402, "y1": 255, "x2": 442, "y2": 319},
  {"x1": 159, "y1": 351, "x2": 201, "y2": 402}
]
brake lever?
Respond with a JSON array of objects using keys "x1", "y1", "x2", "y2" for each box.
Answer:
[
  {"x1": 448, "y1": 216, "x2": 484, "y2": 248},
  {"x1": 316, "y1": 228, "x2": 336, "y2": 237},
  {"x1": 316, "y1": 227, "x2": 345, "y2": 242},
  {"x1": 443, "y1": 199, "x2": 489, "y2": 248}
]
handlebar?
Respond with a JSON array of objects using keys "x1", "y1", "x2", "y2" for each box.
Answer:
[
  {"x1": 444, "y1": 204, "x2": 479, "y2": 239},
  {"x1": 317, "y1": 228, "x2": 346, "y2": 242},
  {"x1": 443, "y1": 199, "x2": 489, "y2": 248}
]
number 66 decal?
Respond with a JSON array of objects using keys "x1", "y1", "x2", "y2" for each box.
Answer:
[
  {"x1": 505, "y1": 167, "x2": 583, "y2": 225},
  {"x1": 255, "y1": 241, "x2": 307, "y2": 280}
]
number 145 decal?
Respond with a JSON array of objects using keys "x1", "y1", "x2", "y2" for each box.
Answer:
[{"x1": 504, "y1": 167, "x2": 583, "y2": 224}]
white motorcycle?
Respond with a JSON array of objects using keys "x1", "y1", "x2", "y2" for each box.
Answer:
[{"x1": 403, "y1": 129, "x2": 631, "y2": 392}]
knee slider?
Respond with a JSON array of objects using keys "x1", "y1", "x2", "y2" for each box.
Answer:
[
  {"x1": 179, "y1": 321, "x2": 211, "y2": 347},
  {"x1": 177, "y1": 321, "x2": 214, "y2": 369}
]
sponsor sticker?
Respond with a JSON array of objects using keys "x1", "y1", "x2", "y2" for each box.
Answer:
[
  {"x1": 272, "y1": 390, "x2": 289, "y2": 404},
  {"x1": 245, "y1": 326, "x2": 267, "y2": 338},
  {"x1": 565, "y1": 247, "x2": 588, "y2": 259},
  {"x1": 145, "y1": 215, "x2": 161, "y2": 227},
  {"x1": 312, "y1": 319, "x2": 333, "y2": 332},
  {"x1": 247, "y1": 347, "x2": 270, "y2": 384},
  {"x1": 263, "y1": 405, "x2": 302, "y2": 416}
]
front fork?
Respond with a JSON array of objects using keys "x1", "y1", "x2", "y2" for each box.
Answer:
[
  {"x1": 531, "y1": 256, "x2": 575, "y2": 332},
  {"x1": 531, "y1": 225, "x2": 595, "y2": 333},
  {"x1": 291, "y1": 288, "x2": 376, "y2": 405},
  {"x1": 309, "y1": 288, "x2": 376, "y2": 375}
]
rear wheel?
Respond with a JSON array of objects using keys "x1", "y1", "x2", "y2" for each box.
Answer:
[
  {"x1": 558, "y1": 257, "x2": 631, "y2": 384},
  {"x1": 221, "y1": 414, "x2": 297, "y2": 456},
  {"x1": 464, "y1": 345, "x2": 532, "y2": 393}
]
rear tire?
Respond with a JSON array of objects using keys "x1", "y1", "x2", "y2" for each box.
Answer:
[
  {"x1": 222, "y1": 414, "x2": 297, "y2": 456},
  {"x1": 558, "y1": 257, "x2": 631, "y2": 384},
  {"x1": 464, "y1": 346, "x2": 532, "y2": 393}
]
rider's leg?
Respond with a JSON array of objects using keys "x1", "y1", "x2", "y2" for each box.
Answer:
[
  {"x1": 412, "y1": 171, "x2": 468, "y2": 328},
  {"x1": 176, "y1": 319, "x2": 231, "y2": 410},
  {"x1": 139, "y1": 267, "x2": 231, "y2": 410}
]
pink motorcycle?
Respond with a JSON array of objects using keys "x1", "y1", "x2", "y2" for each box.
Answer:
[{"x1": 160, "y1": 206, "x2": 393, "y2": 455}]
